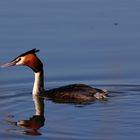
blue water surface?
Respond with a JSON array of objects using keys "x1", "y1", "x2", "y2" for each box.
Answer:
[{"x1": 0, "y1": 0, "x2": 140, "y2": 140}]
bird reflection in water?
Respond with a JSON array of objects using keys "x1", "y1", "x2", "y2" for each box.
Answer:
[{"x1": 4, "y1": 95, "x2": 45, "y2": 136}]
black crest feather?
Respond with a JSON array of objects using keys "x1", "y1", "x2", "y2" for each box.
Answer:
[{"x1": 18, "y1": 48, "x2": 40, "y2": 57}]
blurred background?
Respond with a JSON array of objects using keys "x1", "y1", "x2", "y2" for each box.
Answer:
[
  {"x1": 0, "y1": 0, "x2": 140, "y2": 140},
  {"x1": 0, "y1": 0, "x2": 140, "y2": 87}
]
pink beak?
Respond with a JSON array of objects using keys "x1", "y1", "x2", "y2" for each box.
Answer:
[{"x1": 1, "y1": 60, "x2": 17, "y2": 68}]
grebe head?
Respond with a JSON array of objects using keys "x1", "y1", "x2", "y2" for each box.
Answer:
[{"x1": 1, "y1": 48, "x2": 43, "y2": 72}]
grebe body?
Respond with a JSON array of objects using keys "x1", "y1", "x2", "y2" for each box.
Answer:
[
  {"x1": 2, "y1": 49, "x2": 108, "y2": 103},
  {"x1": 46, "y1": 84, "x2": 107, "y2": 103}
]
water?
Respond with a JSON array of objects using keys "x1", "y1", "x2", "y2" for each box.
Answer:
[{"x1": 0, "y1": 0, "x2": 140, "y2": 139}]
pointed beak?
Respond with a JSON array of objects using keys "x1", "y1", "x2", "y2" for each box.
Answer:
[{"x1": 1, "y1": 59, "x2": 18, "y2": 68}]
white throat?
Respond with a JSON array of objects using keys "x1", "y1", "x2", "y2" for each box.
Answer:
[{"x1": 32, "y1": 70, "x2": 44, "y2": 95}]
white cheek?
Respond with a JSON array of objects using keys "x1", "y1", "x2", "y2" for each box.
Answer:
[
  {"x1": 16, "y1": 57, "x2": 25, "y2": 65},
  {"x1": 16, "y1": 62, "x2": 22, "y2": 65}
]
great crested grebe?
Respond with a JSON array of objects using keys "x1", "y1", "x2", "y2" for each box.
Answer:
[{"x1": 2, "y1": 48, "x2": 108, "y2": 103}]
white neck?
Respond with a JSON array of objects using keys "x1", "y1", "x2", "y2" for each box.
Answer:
[{"x1": 32, "y1": 70, "x2": 44, "y2": 95}]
